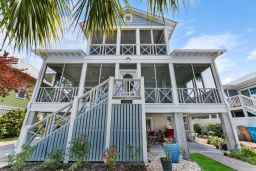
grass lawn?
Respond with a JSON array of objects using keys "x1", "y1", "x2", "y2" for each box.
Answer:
[
  {"x1": 0, "y1": 137, "x2": 18, "y2": 142},
  {"x1": 190, "y1": 153, "x2": 235, "y2": 171}
]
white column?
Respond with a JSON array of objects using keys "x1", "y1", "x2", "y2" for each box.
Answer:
[
  {"x1": 136, "y1": 28, "x2": 140, "y2": 55},
  {"x1": 137, "y1": 63, "x2": 141, "y2": 78},
  {"x1": 64, "y1": 96, "x2": 79, "y2": 163},
  {"x1": 169, "y1": 63, "x2": 179, "y2": 104},
  {"x1": 173, "y1": 113, "x2": 188, "y2": 152},
  {"x1": 105, "y1": 77, "x2": 114, "y2": 149},
  {"x1": 115, "y1": 63, "x2": 119, "y2": 78},
  {"x1": 164, "y1": 28, "x2": 170, "y2": 55},
  {"x1": 140, "y1": 77, "x2": 148, "y2": 163},
  {"x1": 188, "y1": 115, "x2": 194, "y2": 133},
  {"x1": 78, "y1": 63, "x2": 87, "y2": 96},
  {"x1": 86, "y1": 35, "x2": 91, "y2": 55},
  {"x1": 150, "y1": 29, "x2": 154, "y2": 54},
  {"x1": 116, "y1": 29, "x2": 121, "y2": 55}
]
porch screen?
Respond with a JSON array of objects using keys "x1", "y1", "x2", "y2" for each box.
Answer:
[{"x1": 84, "y1": 64, "x2": 115, "y2": 90}]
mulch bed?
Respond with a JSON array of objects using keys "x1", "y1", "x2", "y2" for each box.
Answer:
[{"x1": 0, "y1": 162, "x2": 146, "y2": 171}]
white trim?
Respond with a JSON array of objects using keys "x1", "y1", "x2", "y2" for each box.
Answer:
[
  {"x1": 169, "y1": 63, "x2": 179, "y2": 105},
  {"x1": 78, "y1": 63, "x2": 87, "y2": 96},
  {"x1": 124, "y1": 14, "x2": 133, "y2": 22}
]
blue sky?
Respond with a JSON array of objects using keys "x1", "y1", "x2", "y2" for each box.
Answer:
[{"x1": 2, "y1": 0, "x2": 256, "y2": 84}]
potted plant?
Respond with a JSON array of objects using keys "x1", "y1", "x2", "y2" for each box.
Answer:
[
  {"x1": 160, "y1": 156, "x2": 172, "y2": 171},
  {"x1": 181, "y1": 147, "x2": 189, "y2": 160},
  {"x1": 147, "y1": 136, "x2": 153, "y2": 152}
]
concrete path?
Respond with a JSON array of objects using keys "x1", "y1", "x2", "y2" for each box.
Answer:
[
  {"x1": 188, "y1": 142, "x2": 256, "y2": 171},
  {"x1": 0, "y1": 141, "x2": 16, "y2": 169}
]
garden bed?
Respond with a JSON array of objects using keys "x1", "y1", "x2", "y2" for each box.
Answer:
[{"x1": 1, "y1": 162, "x2": 145, "y2": 171}]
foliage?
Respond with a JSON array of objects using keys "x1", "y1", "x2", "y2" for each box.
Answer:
[
  {"x1": 103, "y1": 146, "x2": 119, "y2": 169},
  {"x1": 0, "y1": 109, "x2": 25, "y2": 138},
  {"x1": 68, "y1": 134, "x2": 91, "y2": 171},
  {"x1": 42, "y1": 149, "x2": 64, "y2": 170},
  {"x1": 194, "y1": 123, "x2": 224, "y2": 138},
  {"x1": 160, "y1": 156, "x2": 171, "y2": 161},
  {"x1": 208, "y1": 136, "x2": 225, "y2": 148},
  {"x1": 229, "y1": 146, "x2": 256, "y2": 165},
  {"x1": 0, "y1": 51, "x2": 32, "y2": 98},
  {"x1": 127, "y1": 144, "x2": 143, "y2": 167},
  {"x1": 163, "y1": 137, "x2": 174, "y2": 144},
  {"x1": 8, "y1": 145, "x2": 35, "y2": 171},
  {"x1": 0, "y1": 0, "x2": 189, "y2": 50},
  {"x1": 190, "y1": 153, "x2": 235, "y2": 171}
]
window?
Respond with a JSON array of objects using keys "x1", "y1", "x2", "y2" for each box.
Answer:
[
  {"x1": 16, "y1": 86, "x2": 27, "y2": 99},
  {"x1": 124, "y1": 14, "x2": 132, "y2": 22},
  {"x1": 146, "y1": 118, "x2": 152, "y2": 131},
  {"x1": 231, "y1": 110, "x2": 245, "y2": 118}
]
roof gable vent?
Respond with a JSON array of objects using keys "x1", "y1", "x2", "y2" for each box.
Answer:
[{"x1": 124, "y1": 14, "x2": 132, "y2": 22}]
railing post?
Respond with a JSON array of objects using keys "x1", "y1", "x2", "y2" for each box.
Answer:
[
  {"x1": 78, "y1": 63, "x2": 87, "y2": 96},
  {"x1": 105, "y1": 77, "x2": 114, "y2": 150},
  {"x1": 86, "y1": 35, "x2": 91, "y2": 55},
  {"x1": 136, "y1": 28, "x2": 140, "y2": 55},
  {"x1": 116, "y1": 29, "x2": 121, "y2": 55},
  {"x1": 64, "y1": 96, "x2": 79, "y2": 163},
  {"x1": 238, "y1": 93, "x2": 249, "y2": 117}
]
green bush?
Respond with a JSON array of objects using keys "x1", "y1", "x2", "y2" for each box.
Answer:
[
  {"x1": 8, "y1": 145, "x2": 35, "y2": 171},
  {"x1": 0, "y1": 109, "x2": 25, "y2": 138},
  {"x1": 42, "y1": 149, "x2": 64, "y2": 170},
  {"x1": 68, "y1": 134, "x2": 91, "y2": 171},
  {"x1": 193, "y1": 123, "x2": 224, "y2": 138},
  {"x1": 103, "y1": 146, "x2": 119, "y2": 169},
  {"x1": 193, "y1": 124, "x2": 202, "y2": 135},
  {"x1": 229, "y1": 146, "x2": 256, "y2": 165},
  {"x1": 127, "y1": 144, "x2": 143, "y2": 167}
]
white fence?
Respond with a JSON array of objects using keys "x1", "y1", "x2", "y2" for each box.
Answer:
[
  {"x1": 0, "y1": 105, "x2": 23, "y2": 115},
  {"x1": 145, "y1": 88, "x2": 172, "y2": 103},
  {"x1": 113, "y1": 79, "x2": 141, "y2": 99}
]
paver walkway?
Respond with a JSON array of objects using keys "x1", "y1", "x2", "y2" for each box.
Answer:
[
  {"x1": 189, "y1": 142, "x2": 256, "y2": 171},
  {"x1": 0, "y1": 140, "x2": 16, "y2": 169}
]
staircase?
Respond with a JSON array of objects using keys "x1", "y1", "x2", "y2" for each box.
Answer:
[
  {"x1": 18, "y1": 77, "x2": 146, "y2": 162},
  {"x1": 227, "y1": 95, "x2": 256, "y2": 115}
]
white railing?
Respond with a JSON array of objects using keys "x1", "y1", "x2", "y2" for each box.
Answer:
[
  {"x1": 37, "y1": 87, "x2": 79, "y2": 102},
  {"x1": 120, "y1": 44, "x2": 136, "y2": 55},
  {"x1": 90, "y1": 44, "x2": 116, "y2": 55},
  {"x1": 77, "y1": 79, "x2": 109, "y2": 116},
  {"x1": 227, "y1": 95, "x2": 242, "y2": 108},
  {"x1": 240, "y1": 95, "x2": 256, "y2": 111},
  {"x1": 25, "y1": 79, "x2": 110, "y2": 145},
  {"x1": 140, "y1": 44, "x2": 166, "y2": 55},
  {"x1": 177, "y1": 88, "x2": 221, "y2": 104},
  {"x1": 145, "y1": 88, "x2": 172, "y2": 103},
  {"x1": 113, "y1": 79, "x2": 141, "y2": 99},
  {"x1": 25, "y1": 102, "x2": 72, "y2": 145},
  {"x1": 0, "y1": 105, "x2": 23, "y2": 115}
]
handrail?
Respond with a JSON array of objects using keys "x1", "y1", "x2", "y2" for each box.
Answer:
[{"x1": 226, "y1": 95, "x2": 241, "y2": 108}]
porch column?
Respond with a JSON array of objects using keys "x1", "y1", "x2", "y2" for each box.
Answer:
[
  {"x1": 188, "y1": 115, "x2": 194, "y2": 133},
  {"x1": 219, "y1": 112, "x2": 240, "y2": 151},
  {"x1": 137, "y1": 63, "x2": 141, "y2": 78},
  {"x1": 169, "y1": 63, "x2": 179, "y2": 104},
  {"x1": 115, "y1": 63, "x2": 119, "y2": 78},
  {"x1": 116, "y1": 28, "x2": 121, "y2": 55},
  {"x1": 173, "y1": 113, "x2": 188, "y2": 152},
  {"x1": 164, "y1": 28, "x2": 170, "y2": 55},
  {"x1": 136, "y1": 28, "x2": 140, "y2": 55},
  {"x1": 78, "y1": 63, "x2": 87, "y2": 96}
]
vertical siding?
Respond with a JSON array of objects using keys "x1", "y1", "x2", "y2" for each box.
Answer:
[
  {"x1": 123, "y1": 14, "x2": 162, "y2": 26},
  {"x1": 71, "y1": 100, "x2": 108, "y2": 161},
  {"x1": 110, "y1": 104, "x2": 143, "y2": 161},
  {"x1": 30, "y1": 124, "x2": 69, "y2": 161}
]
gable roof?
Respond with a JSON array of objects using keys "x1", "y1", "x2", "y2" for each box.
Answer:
[{"x1": 223, "y1": 71, "x2": 256, "y2": 89}]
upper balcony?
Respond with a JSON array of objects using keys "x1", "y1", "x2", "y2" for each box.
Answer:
[{"x1": 89, "y1": 29, "x2": 167, "y2": 56}]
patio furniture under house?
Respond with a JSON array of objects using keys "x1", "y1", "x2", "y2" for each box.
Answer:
[{"x1": 17, "y1": 7, "x2": 240, "y2": 163}]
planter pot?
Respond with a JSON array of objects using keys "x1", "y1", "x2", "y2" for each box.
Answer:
[
  {"x1": 215, "y1": 145, "x2": 219, "y2": 149},
  {"x1": 163, "y1": 143, "x2": 180, "y2": 163},
  {"x1": 160, "y1": 158, "x2": 172, "y2": 171},
  {"x1": 182, "y1": 153, "x2": 189, "y2": 160}
]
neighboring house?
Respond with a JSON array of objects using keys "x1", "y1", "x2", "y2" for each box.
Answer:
[
  {"x1": 191, "y1": 72, "x2": 256, "y2": 141},
  {"x1": 17, "y1": 7, "x2": 239, "y2": 162},
  {"x1": 0, "y1": 60, "x2": 39, "y2": 115}
]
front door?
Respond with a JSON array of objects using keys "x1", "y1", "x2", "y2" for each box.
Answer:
[
  {"x1": 119, "y1": 69, "x2": 137, "y2": 79},
  {"x1": 118, "y1": 70, "x2": 138, "y2": 97}
]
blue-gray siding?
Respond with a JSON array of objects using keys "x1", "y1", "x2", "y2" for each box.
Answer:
[
  {"x1": 122, "y1": 14, "x2": 162, "y2": 26},
  {"x1": 30, "y1": 124, "x2": 69, "y2": 161},
  {"x1": 71, "y1": 101, "x2": 108, "y2": 161},
  {"x1": 110, "y1": 104, "x2": 143, "y2": 161}
]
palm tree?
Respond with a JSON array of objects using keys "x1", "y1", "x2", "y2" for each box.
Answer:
[{"x1": 0, "y1": 0, "x2": 188, "y2": 50}]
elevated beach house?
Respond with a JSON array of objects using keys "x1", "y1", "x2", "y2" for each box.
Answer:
[{"x1": 17, "y1": 8, "x2": 240, "y2": 162}]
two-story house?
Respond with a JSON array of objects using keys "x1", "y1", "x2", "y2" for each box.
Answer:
[{"x1": 17, "y1": 7, "x2": 239, "y2": 163}]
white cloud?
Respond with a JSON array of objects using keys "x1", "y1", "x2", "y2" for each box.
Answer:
[
  {"x1": 185, "y1": 30, "x2": 195, "y2": 37},
  {"x1": 182, "y1": 33, "x2": 239, "y2": 49},
  {"x1": 247, "y1": 49, "x2": 256, "y2": 60}
]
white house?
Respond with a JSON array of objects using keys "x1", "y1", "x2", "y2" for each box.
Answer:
[{"x1": 17, "y1": 7, "x2": 239, "y2": 163}]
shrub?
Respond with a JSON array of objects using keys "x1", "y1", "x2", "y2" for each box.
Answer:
[
  {"x1": 0, "y1": 109, "x2": 25, "y2": 138},
  {"x1": 229, "y1": 146, "x2": 256, "y2": 165},
  {"x1": 68, "y1": 134, "x2": 91, "y2": 171},
  {"x1": 208, "y1": 131, "x2": 215, "y2": 136},
  {"x1": 127, "y1": 144, "x2": 143, "y2": 167},
  {"x1": 103, "y1": 146, "x2": 119, "y2": 169},
  {"x1": 207, "y1": 123, "x2": 224, "y2": 138},
  {"x1": 42, "y1": 149, "x2": 64, "y2": 170},
  {"x1": 193, "y1": 124, "x2": 202, "y2": 135},
  {"x1": 8, "y1": 145, "x2": 35, "y2": 171}
]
